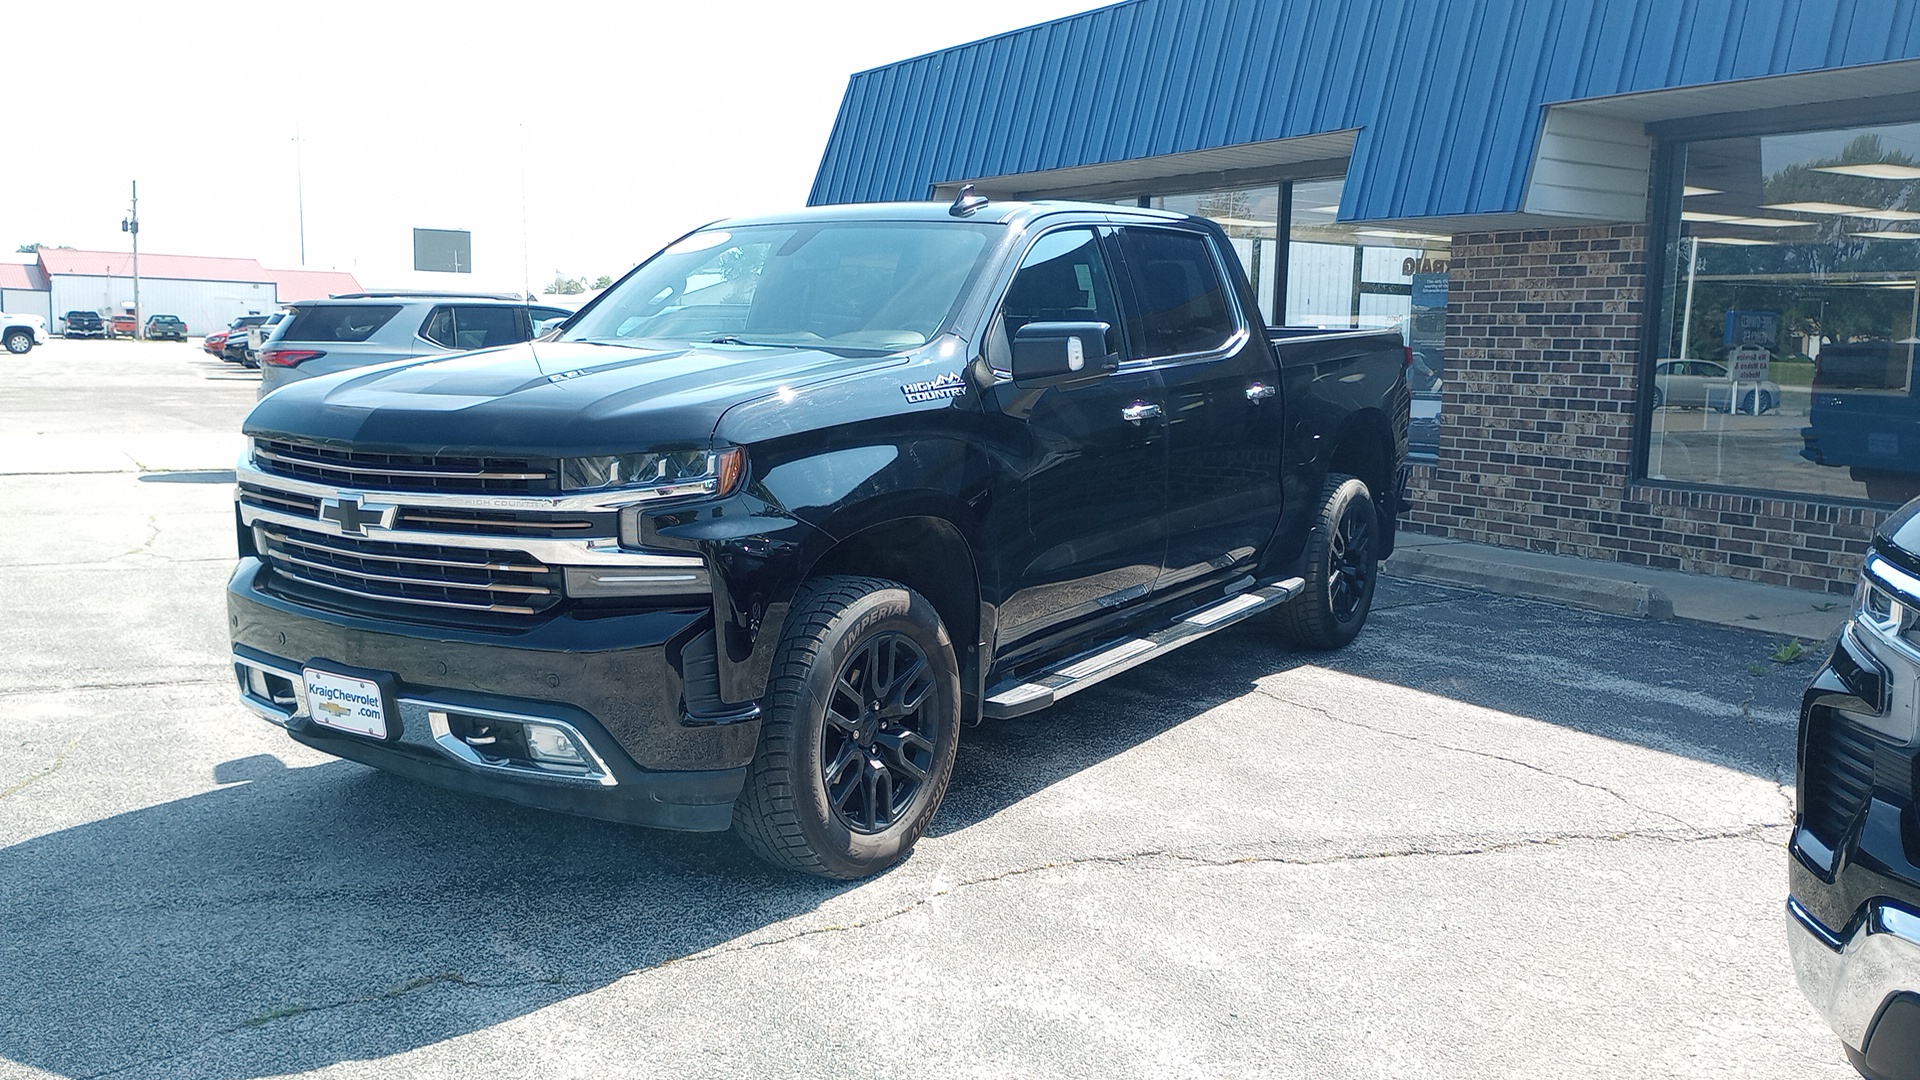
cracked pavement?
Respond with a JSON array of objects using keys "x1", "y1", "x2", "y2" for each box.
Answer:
[{"x1": 0, "y1": 340, "x2": 1851, "y2": 1078}]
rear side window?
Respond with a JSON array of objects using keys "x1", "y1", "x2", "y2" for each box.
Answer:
[
  {"x1": 419, "y1": 305, "x2": 531, "y2": 350},
  {"x1": 282, "y1": 305, "x2": 402, "y2": 343},
  {"x1": 1115, "y1": 227, "x2": 1236, "y2": 358}
]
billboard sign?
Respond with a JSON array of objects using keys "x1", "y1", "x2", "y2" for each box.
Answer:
[{"x1": 413, "y1": 229, "x2": 472, "y2": 273}]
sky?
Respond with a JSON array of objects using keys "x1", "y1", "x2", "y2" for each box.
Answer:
[{"x1": 1, "y1": 0, "x2": 1111, "y2": 295}]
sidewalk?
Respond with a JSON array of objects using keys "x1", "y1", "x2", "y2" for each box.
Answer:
[{"x1": 1386, "y1": 531, "x2": 1852, "y2": 642}]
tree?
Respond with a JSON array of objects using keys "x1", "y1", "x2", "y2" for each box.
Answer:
[
  {"x1": 591, "y1": 275, "x2": 613, "y2": 290},
  {"x1": 544, "y1": 273, "x2": 586, "y2": 296},
  {"x1": 16, "y1": 243, "x2": 40, "y2": 253}
]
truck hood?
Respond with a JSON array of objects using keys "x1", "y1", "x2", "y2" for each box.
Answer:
[{"x1": 243, "y1": 339, "x2": 907, "y2": 456}]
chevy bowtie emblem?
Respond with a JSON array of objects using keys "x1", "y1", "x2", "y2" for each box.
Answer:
[
  {"x1": 317, "y1": 700, "x2": 352, "y2": 717},
  {"x1": 318, "y1": 495, "x2": 398, "y2": 536}
]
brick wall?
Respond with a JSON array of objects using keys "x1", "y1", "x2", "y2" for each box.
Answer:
[{"x1": 1402, "y1": 224, "x2": 1888, "y2": 596}]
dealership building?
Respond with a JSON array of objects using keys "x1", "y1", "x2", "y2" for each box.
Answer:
[
  {"x1": 0, "y1": 249, "x2": 359, "y2": 337},
  {"x1": 810, "y1": 0, "x2": 1920, "y2": 593}
]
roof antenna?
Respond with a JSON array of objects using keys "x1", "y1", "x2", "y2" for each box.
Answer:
[{"x1": 948, "y1": 183, "x2": 989, "y2": 217}]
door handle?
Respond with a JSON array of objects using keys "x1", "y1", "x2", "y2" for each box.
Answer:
[
  {"x1": 1121, "y1": 401, "x2": 1164, "y2": 425},
  {"x1": 1245, "y1": 383, "x2": 1276, "y2": 402}
]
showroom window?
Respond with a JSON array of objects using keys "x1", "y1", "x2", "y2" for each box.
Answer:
[{"x1": 1650, "y1": 118, "x2": 1920, "y2": 505}]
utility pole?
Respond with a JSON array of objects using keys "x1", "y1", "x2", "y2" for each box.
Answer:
[{"x1": 121, "y1": 181, "x2": 141, "y2": 339}]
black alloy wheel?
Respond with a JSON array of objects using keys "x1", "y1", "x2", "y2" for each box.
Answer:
[
  {"x1": 1277, "y1": 472, "x2": 1379, "y2": 650},
  {"x1": 1327, "y1": 494, "x2": 1375, "y2": 623},
  {"x1": 820, "y1": 631, "x2": 938, "y2": 833},
  {"x1": 733, "y1": 575, "x2": 960, "y2": 878}
]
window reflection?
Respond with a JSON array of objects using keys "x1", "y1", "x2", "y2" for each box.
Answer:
[
  {"x1": 1153, "y1": 187, "x2": 1280, "y2": 324},
  {"x1": 1654, "y1": 121, "x2": 1920, "y2": 504}
]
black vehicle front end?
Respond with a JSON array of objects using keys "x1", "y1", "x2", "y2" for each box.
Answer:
[
  {"x1": 227, "y1": 430, "x2": 801, "y2": 831},
  {"x1": 1790, "y1": 496, "x2": 1920, "y2": 1080}
]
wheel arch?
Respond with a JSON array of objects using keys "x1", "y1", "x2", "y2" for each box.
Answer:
[{"x1": 1325, "y1": 407, "x2": 1399, "y2": 557}]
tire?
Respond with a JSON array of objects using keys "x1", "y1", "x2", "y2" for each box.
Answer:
[
  {"x1": 732, "y1": 575, "x2": 961, "y2": 879},
  {"x1": 1651, "y1": 387, "x2": 1665, "y2": 408},
  {"x1": 3, "y1": 329, "x2": 30, "y2": 354},
  {"x1": 1277, "y1": 473, "x2": 1380, "y2": 651}
]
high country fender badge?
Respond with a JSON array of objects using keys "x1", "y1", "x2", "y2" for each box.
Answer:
[{"x1": 901, "y1": 371, "x2": 966, "y2": 403}]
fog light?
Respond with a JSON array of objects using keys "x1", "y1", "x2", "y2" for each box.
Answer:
[{"x1": 524, "y1": 722, "x2": 589, "y2": 767}]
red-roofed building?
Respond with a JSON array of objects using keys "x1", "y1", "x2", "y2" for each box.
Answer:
[{"x1": 1, "y1": 247, "x2": 361, "y2": 336}]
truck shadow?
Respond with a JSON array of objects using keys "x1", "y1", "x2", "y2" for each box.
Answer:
[{"x1": 0, "y1": 582, "x2": 1805, "y2": 1078}]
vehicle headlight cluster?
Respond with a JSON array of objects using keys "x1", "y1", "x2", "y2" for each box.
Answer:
[
  {"x1": 560, "y1": 447, "x2": 746, "y2": 499},
  {"x1": 1858, "y1": 559, "x2": 1919, "y2": 646}
]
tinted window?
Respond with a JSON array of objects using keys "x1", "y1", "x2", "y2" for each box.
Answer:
[
  {"x1": 281, "y1": 305, "x2": 402, "y2": 343},
  {"x1": 419, "y1": 305, "x2": 529, "y2": 350},
  {"x1": 1000, "y1": 228, "x2": 1122, "y2": 349},
  {"x1": 1116, "y1": 227, "x2": 1236, "y2": 358}
]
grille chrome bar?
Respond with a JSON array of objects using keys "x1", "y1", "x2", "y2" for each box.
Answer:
[
  {"x1": 255, "y1": 446, "x2": 551, "y2": 482},
  {"x1": 258, "y1": 523, "x2": 562, "y2": 619},
  {"x1": 266, "y1": 547, "x2": 556, "y2": 596},
  {"x1": 282, "y1": 575, "x2": 542, "y2": 616},
  {"x1": 264, "y1": 528, "x2": 549, "y2": 574},
  {"x1": 237, "y1": 457, "x2": 677, "y2": 514}
]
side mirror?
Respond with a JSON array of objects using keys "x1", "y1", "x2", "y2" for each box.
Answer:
[{"x1": 1011, "y1": 321, "x2": 1119, "y2": 386}]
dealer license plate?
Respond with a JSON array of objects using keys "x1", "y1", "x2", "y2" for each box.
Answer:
[{"x1": 302, "y1": 666, "x2": 390, "y2": 740}]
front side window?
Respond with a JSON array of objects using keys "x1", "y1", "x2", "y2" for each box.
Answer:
[
  {"x1": 1651, "y1": 118, "x2": 1920, "y2": 505},
  {"x1": 420, "y1": 305, "x2": 530, "y2": 350},
  {"x1": 999, "y1": 227, "x2": 1123, "y2": 348},
  {"x1": 566, "y1": 222, "x2": 997, "y2": 352},
  {"x1": 1114, "y1": 227, "x2": 1236, "y2": 358}
]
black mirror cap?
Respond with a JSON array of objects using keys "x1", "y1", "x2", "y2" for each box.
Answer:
[{"x1": 1010, "y1": 321, "x2": 1119, "y2": 386}]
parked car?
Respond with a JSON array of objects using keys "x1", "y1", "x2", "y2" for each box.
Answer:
[
  {"x1": 1801, "y1": 340, "x2": 1920, "y2": 505},
  {"x1": 145, "y1": 315, "x2": 188, "y2": 341},
  {"x1": 61, "y1": 311, "x2": 107, "y2": 339},
  {"x1": 2, "y1": 312, "x2": 49, "y2": 354},
  {"x1": 1790, "y1": 493, "x2": 1920, "y2": 1080},
  {"x1": 230, "y1": 199, "x2": 1413, "y2": 878},
  {"x1": 109, "y1": 313, "x2": 138, "y2": 338},
  {"x1": 1651, "y1": 358, "x2": 1781, "y2": 413},
  {"x1": 203, "y1": 330, "x2": 231, "y2": 357},
  {"x1": 243, "y1": 312, "x2": 287, "y2": 365},
  {"x1": 223, "y1": 315, "x2": 273, "y2": 365},
  {"x1": 254, "y1": 294, "x2": 573, "y2": 396}
]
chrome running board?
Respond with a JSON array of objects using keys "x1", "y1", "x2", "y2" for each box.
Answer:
[{"x1": 983, "y1": 576, "x2": 1305, "y2": 719}]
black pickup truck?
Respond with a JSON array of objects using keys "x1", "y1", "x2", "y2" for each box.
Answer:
[{"x1": 229, "y1": 198, "x2": 1410, "y2": 878}]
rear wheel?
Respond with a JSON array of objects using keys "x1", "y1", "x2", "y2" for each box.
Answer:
[
  {"x1": 3, "y1": 329, "x2": 30, "y2": 354},
  {"x1": 732, "y1": 575, "x2": 960, "y2": 879},
  {"x1": 1278, "y1": 473, "x2": 1379, "y2": 651}
]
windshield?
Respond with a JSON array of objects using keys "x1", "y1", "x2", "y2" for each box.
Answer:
[{"x1": 565, "y1": 221, "x2": 998, "y2": 351}]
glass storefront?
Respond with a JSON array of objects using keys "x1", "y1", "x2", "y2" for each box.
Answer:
[
  {"x1": 1289, "y1": 178, "x2": 1452, "y2": 460},
  {"x1": 1652, "y1": 119, "x2": 1920, "y2": 504}
]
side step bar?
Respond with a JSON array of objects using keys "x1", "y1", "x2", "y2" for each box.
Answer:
[{"x1": 982, "y1": 576, "x2": 1305, "y2": 720}]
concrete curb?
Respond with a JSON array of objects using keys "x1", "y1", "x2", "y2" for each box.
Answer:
[{"x1": 1386, "y1": 548, "x2": 1675, "y2": 620}]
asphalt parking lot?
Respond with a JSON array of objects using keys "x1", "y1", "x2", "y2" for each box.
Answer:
[{"x1": 0, "y1": 337, "x2": 1854, "y2": 1079}]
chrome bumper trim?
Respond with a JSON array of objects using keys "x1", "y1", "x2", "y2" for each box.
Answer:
[
  {"x1": 1789, "y1": 896, "x2": 1920, "y2": 1051},
  {"x1": 233, "y1": 651, "x2": 618, "y2": 787}
]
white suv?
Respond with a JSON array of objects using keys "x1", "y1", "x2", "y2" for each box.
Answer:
[{"x1": 255, "y1": 293, "x2": 574, "y2": 397}]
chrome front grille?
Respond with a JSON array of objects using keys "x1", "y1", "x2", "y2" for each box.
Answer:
[
  {"x1": 237, "y1": 481, "x2": 607, "y2": 539},
  {"x1": 253, "y1": 438, "x2": 560, "y2": 494},
  {"x1": 258, "y1": 524, "x2": 562, "y2": 618}
]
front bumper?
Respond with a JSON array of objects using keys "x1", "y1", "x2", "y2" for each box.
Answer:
[
  {"x1": 1789, "y1": 898, "x2": 1920, "y2": 1078},
  {"x1": 228, "y1": 558, "x2": 757, "y2": 831},
  {"x1": 1790, "y1": 605, "x2": 1920, "y2": 1076}
]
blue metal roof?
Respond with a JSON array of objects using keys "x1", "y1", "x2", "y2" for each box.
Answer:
[{"x1": 809, "y1": 0, "x2": 1920, "y2": 220}]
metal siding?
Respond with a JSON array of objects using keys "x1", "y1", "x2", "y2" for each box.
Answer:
[{"x1": 811, "y1": 0, "x2": 1920, "y2": 217}]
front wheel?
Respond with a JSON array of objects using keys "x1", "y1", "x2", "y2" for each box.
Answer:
[
  {"x1": 732, "y1": 575, "x2": 961, "y2": 879},
  {"x1": 3, "y1": 329, "x2": 30, "y2": 354},
  {"x1": 1277, "y1": 473, "x2": 1379, "y2": 651}
]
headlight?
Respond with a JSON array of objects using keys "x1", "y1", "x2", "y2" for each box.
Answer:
[
  {"x1": 561, "y1": 447, "x2": 746, "y2": 499},
  {"x1": 1858, "y1": 558, "x2": 1919, "y2": 645}
]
